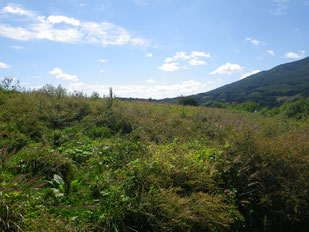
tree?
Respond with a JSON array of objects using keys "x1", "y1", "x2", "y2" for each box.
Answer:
[
  {"x1": 107, "y1": 87, "x2": 113, "y2": 109},
  {"x1": 177, "y1": 97, "x2": 199, "y2": 106}
]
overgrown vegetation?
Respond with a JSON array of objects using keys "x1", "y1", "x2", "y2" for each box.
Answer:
[{"x1": 1, "y1": 78, "x2": 309, "y2": 231}]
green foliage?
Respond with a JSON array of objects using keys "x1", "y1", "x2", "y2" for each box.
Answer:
[
  {"x1": 107, "y1": 87, "x2": 113, "y2": 109},
  {"x1": 281, "y1": 99, "x2": 309, "y2": 119},
  {"x1": 164, "y1": 56, "x2": 309, "y2": 107},
  {"x1": 178, "y1": 97, "x2": 199, "y2": 106},
  {"x1": 235, "y1": 101, "x2": 260, "y2": 112},
  {"x1": 1, "y1": 82, "x2": 309, "y2": 231}
]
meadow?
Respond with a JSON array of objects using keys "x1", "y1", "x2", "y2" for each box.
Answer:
[{"x1": 1, "y1": 81, "x2": 309, "y2": 231}]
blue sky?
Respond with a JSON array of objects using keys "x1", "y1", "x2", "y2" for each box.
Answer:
[{"x1": 0, "y1": 0, "x2": 308, "y2": 99}]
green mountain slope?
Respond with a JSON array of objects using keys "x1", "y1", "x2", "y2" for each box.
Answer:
[{"x1": 165, "y1": 57, "x2": 309, "y2": 107}]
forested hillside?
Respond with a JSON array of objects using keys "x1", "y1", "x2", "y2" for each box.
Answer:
[{"x1": 162, "y1": 57, "x2": 309, "y2": 107}]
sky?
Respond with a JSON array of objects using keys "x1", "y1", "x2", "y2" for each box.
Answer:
[{"x1": 0, "y1": 0, "x2": 308, "y2": 99}]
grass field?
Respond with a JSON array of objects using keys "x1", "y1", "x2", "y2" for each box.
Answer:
[{"x1": 1, "y1": 85, "x2": 309, "y2": 231}]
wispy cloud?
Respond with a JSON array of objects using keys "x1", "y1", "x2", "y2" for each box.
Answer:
[
  {"x1": 245, "y1": 38, "x2": 265, "y2": 46},
  {"x1": 267, "y1": 50, "x2": 275, "y2": 56},
  {"x1": 67, "y1": 80, "x2": 216, "y2": 99},
  {"x1": 146, "y1": 78, "x2": 155, "y2": 83},
  {"x1": 240, "y1": 70, "x2": 260, "y2": 79},
  {"x1": 132, "y1": 0, "x2": 147, "y2": 7},
  {"x1": 49, "y1": 67, "x2": 78, "y2": 81},
  {"x1": 0, "y1": 4, "x2": 148, "y2": 47},
  {"x1": 0, "y1": 62, "x2": 10, "y2": 69},
  {"x1": 285, "y1": 51, "x2": 305, "y2": 59},
  {"x1": 188, "y1": 59, "x2": 206, "y2": 66},
  {"x1": 271, "y1": 0, "x2": 289, "y2": 16},
  {"x1": 146, "y1": 53, "x2": 152, "y2": 57},
  {"x1": 210, "y1": 63, "x2": 243, "y2": 75},
  {"x1": 1, "y1": 3, "x2": 35, "y2": 18},
  {"x1": 9, "y1": 45, "x2": 25, "y2": 50},
  {"x1": 98, "y1": 59, "x2": 107, "y2": 63}
]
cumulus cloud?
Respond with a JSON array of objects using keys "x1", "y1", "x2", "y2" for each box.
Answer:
[
  {"x1": 285, "y1": 51, "x2": 305, "y2": 59},
  {"x1": 0, "y1": 4, "x2": 148, "y2": 47},
  {"x1": 169, "y1": 51, "x2": 211, "y2": 61},
  {"x1": 67, "y1": 79, "x2": 217, "y2": 99},
  {"x1": 47, "y1": 15, "x2": 80, "y2": 26},
  {"x1": 0, "y1": 62, "x2": 10, "y2": 69},
  {"x1": 158, "y1": 62, "x2": 179, "y2": 72},
  {"x1": 210, "y1": 63, "x2": 244, "y2": 75},
  {"x1": 160, "y1": 51, "x2": 210, "y2": 71},
  {"x1": 240, "y1": 70, "x2": 261, "y2": 79},
  {"x1": 245, "y1": 38, "x2": 265, "y2": 46},
  {"x1": 49, "y1": 67, "x2": 78, "y2": 81},
  {"x1": 267, "y1": 50, "x2": 275, "y2": 56}
]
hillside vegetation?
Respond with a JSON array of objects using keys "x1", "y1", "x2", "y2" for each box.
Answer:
[
  {"x1": 1, "y1": 81, "x2": 309, "y2": 231},
  {"x1": 162, "y1": 57, "x2": 309, "y2": 107}
]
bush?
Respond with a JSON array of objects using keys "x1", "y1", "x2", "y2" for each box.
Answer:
[{"x1": 178, "y1": 97, "x2": 199, "y2": 106}]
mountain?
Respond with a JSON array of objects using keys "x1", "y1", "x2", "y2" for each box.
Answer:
[{"x1": 162, "y1": 57, "x2": 309, "y2": 107}]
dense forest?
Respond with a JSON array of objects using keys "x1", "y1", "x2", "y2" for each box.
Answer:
[{"x1": 1, "y1": 79, "x2": 309, "y2": 231}]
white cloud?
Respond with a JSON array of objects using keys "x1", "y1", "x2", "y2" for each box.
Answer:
[
  {"x1": 81, "y1": 22, "x2": 147, "y2": 47},
  {"x1": 240, "y1": 70, "x2": 260, "y2": 79},
  {"x1": 174, "y1": 51, "x2": 191, "y2": 60},
  {"x1": 161, "y1": 51, "x2": 210, "y2": 70},
  {"x1": 188, "y1": 59, "x2": 206, "y2": 66},
  {"x1": 171, "y1": 51, "x2": 211, "y2": 61},
  {"x1": 0, "y1": 24, "x2": 34, "y2": 41},
  {"x1": 271, "y1": 0, "x2": 289, "y2": 16},
  {"x1": 67, "y1": 79, "x2": 217, "y2": 99},
  {"x1": 146, "y1": 78, "x2": 155, "y2": 83},
  {"x1": 49, "y1": 67, "x2": 78, "y2": 81},
  {"x1": 31, "y1": 23, "x2": 83, "y2": 43},
  {"x1": 267, "y1": 50, "x2": 275, "y2": 56},
  {"x1": 146, "y1": 53, "x2": 152, "y2": 57},
  {"x1": 132, "y1": 0, "x2": 147, "y2": 7},
  {"x1": 1, "y1": 4, "x2": 35, "y2": 18},
  {"x1": 165, "y1": 57, "x2": 174, "y2": 63},
  {"x1": 9, "y1": 45, "x2": 25, "y2": 50},
  {"x1": 158, "y1": 62, "x2": 179, "y2": 72},
  {"x1": 98, "y1": 59, "x2": 107, "y2": 63},
  {"x1": 0, "y1": 4, "x2": 148, "y2": 47},
  {"x1": 285, "y1": 51, "x2": 305, "y2": 59},
  {"x1": 47, "y1": 15, "x2": 80, "y2": 26},
  {"x1": 191, "y1": 51, "x2": 211, "y2": 58},
  {"x1": 100, "y1": 69, "x2": 106, "y2": 73},
  {"x1": 245, "y1": 38, "x2": 265, "y2": 46},
  {"x1": 210, "y1": 63, "x2": 244, "y2": 75},
  {"x1": 0, "y1": 62, "x2": 10, "y2": 69}
]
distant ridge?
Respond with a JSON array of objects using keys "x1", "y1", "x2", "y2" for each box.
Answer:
[{"x1": 161, "y1": 57, "x2": 309, "y2": 107}]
